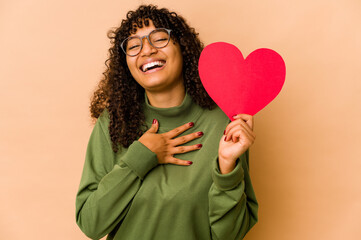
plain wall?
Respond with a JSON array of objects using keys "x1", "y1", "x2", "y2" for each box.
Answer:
[{"x1": 1, "y1": 0, "x2": 360, "y2": 239}]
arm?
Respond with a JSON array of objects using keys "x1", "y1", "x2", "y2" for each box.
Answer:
[
  {"x1": 208, "y1": 114, "x2": 258, "y2": 239},
  {"x1": 208, "y1": 150, "x2": 258, "y2": 240},
  {"x1": 75, "y1": 115, "x2": 158, "y2": 239}
]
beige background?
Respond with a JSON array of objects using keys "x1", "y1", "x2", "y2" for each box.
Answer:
[{"x1": 1, "y1": 0, "x2": 360, "y2": 239}]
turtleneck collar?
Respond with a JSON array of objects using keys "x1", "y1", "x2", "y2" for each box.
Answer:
[{"x1": 143, "y1": 91, "x2": 204, "y2": 130}]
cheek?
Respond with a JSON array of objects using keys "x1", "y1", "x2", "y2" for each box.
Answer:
[
  {"x1": 126, "y1": 58, "x2": 137, "y2": 74},
  {"x1": 168, "y1": 47, "x2": 182, "y2": 68},
  {"x1": 126, "y1": 56, "x2": 131, "y2": 65},
  {"x1": 175, "y1": 52, "x2": 183, "y2": 72}
]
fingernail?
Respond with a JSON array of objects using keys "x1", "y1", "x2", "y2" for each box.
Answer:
[
  {"x1": 189, "y1": 122, "x2": 194, "y2": 127},
  {"x1": 197, "y1": 131, "x2": 203, "y2": 137},
  {"x1": 223, "y1": 130, "x2": 226, "y2": 135},
  {"x1": 152, "y1": 119, "x2": 157, "y2": 124},
  {"x1": 197, "y1": 144, "x2": 202, "y2": 148},
  {"x1": 224, "y1": 136, "x2": 227, "y2": 141},
  {"x1": 188, "y1": 161, "x2": 193, "y2": 165}
]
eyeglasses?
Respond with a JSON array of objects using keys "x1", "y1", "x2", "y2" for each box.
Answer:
[{"x1": 120, "y1": 28, "x2": 172, "y2": 57}]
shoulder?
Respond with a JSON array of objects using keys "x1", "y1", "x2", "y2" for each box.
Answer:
[
  {"x1": 92, "y1": 108, "x2": 111, "y2": 141},
  {"x1": 97, "y1": 108, "x2": 110, "y2": 129}
]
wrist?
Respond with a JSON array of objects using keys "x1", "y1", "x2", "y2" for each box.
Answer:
[{"x1": 218, "y1": 156, "x2": 237, "y2": 174}]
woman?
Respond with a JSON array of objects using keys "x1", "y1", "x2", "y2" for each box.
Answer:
[{"x1": 76, "y1": 4, "x2": 258, "y2": 240}]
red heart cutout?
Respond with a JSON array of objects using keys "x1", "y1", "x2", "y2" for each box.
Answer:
[{"x1": 198, "y1": 42, "x2": 286, "y2": 119}]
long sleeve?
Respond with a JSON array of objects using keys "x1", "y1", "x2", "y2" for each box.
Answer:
[
  {"x1": 208, "y1": 150, "x2": 258, "y2": 240},
  {"x1": 75, "y1": 115, "x2": 158, "y2": 240}
]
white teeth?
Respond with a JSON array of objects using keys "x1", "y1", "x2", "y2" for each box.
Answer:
[{"x1": 142, "y1": 61, "x2": 165, "y2": 72}]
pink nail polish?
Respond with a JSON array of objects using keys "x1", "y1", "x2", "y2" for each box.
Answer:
[{"x1": 153, "y1": 119, "x2": 157, "y2": 124}]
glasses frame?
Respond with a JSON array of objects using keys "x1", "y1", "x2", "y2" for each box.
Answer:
[{"x1": 120, "y1": 28, "x2": 172, "y2": 57}]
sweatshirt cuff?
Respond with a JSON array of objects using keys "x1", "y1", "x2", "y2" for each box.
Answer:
[
  {"x1": 212, "y1": 157, "x2": 244, "y2": 191},
  {"x1": 121, "y1": 141, "x2": 158, "y2": 180}
]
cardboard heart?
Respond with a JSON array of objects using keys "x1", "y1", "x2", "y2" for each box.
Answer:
[{"x1": 198, "y1": 42, "x2": 286, "y2": 119}]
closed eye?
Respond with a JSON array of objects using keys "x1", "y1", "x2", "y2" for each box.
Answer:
[
  {"x1": 128, "y1": 45, "x2": 141, "y2": 50},
  {"x1": 155, "y1": 38, "x2": 167, "y2": 42}
]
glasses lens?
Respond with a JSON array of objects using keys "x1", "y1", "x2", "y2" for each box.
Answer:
[
  {"x1": 150, "y1": 29, "x2": 170, "y2": 48},
  {"x1": 122, "y1": 29, "x2": 171, "y2": 56},
  {"x1": 125, "y1": 37, "x2": 141, "y2": 56}
]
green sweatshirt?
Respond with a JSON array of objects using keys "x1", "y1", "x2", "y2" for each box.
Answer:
[{"x1": 75, "y1": 92, "x2": 258, "y2": 240}]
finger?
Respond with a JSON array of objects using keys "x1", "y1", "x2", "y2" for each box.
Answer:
[
  {"x1": 233, "y1": 114, "x2": 254, "y2": 129},
  {"x1": 236, "y1": 120, "x2": 255, "y2": 139},
  {"x1": 164, "y1": 122, "x2": 194, "y2": 139},
  {"x1": 233, "y1": 114, "x2": 254, "y2": 130},
  {"x1": 225, "y1": 119, "x2": 255, "y2": 138},
  {"x1": 226, "y1": 125, "x2": 255, "y2": 142},
  {"x1": 225, "y1": 119, "x2": 253, "y2": 136},
  {"x1": 230, "y1": 129, "x2": 242, "y2": 143},
  {"x1": 168, "y1": 157, "x2": 193, "y2": 166},
  {"x1": 170, "y1": 131, "x2": 203, "y2": 146},
  {"x1": 231, "y1": 131, "x2": 254, "y2": 148},
  {"x1": 146, "y1": 119, "x2": 159, "y2": 133},
  {"x1": 232, "y1": 129, "x2": 249, "y2": 143},
  {"x1": 171, "y1": 144, "x2": 203, "y2": 154}
]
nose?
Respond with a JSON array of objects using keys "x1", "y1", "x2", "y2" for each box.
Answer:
[{"x1": 140, "y1": 37, "x2": 157, "y2": 56}]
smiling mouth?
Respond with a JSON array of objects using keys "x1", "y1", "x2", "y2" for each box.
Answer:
[{"x1": 140, "y1": 60, "x2": 166, "y2": 72}]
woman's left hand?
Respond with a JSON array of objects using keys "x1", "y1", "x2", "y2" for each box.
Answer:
[{"x1": 218, "y1": 114, "x2": 256, "y2": 174}]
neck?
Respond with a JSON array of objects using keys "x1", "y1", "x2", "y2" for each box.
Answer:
[
  {"x1": 145, "y1": 83, "x2": 185, "y2": 108},
  {"x1": 143, "y1": 87, "x2": 204, "y2": 129}
]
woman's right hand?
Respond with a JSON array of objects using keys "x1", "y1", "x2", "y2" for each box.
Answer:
[{"x1": 138, "y1": 119, "x2": 203, "y2": 166}]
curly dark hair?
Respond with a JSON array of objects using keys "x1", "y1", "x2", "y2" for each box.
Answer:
[{"x1": 89, "y1": 4, "x2": 216, "y2": 153}]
